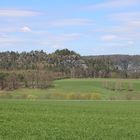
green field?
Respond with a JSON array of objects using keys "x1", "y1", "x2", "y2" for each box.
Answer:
[
  {"x1": 1, "y1": 78, "x2": 140, "y2": 100},
  {"x1": 0, "y1": 100, "x2": 140, "y2": 140}
]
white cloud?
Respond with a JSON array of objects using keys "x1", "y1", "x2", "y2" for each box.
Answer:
[
  {"x1": 46, "y1": 33, "x2": 82, "y2": 42},
  {"x1": 0, "y1": 35, "x2": 22, "y2": 47},
  {"x1": 128, "y1": 41, "x2": 134, "y2": 45},
  {"x1": 107, "y1": 12, "x2": 140, "y2": 36},
  {"x1": 108, "y1": 14, "x2": 140, "y2": 40},
  {"x1": 41, "y1": 33, "x2": 82, "y2": 49},
  {"x1": 47, "y1": 18, "x2": 93, "y2": 27},
  {"x1": 91, "y1": 11, "x2": 140, "y2": 44},
  {"x1": 0, "y1": 9, "x2": 40, "y2": 17},
  {"x1": 101, "y1": 35, "x2": 117, "y2": 41},
  {"x1": 0, "y1": 33, "x2": 8, "y2": 38},
  {"x1": 98, "y1": 24, "x2": 140, "y2": 43},
  {"x1": 87, "y1": 0, "x2": 139, "y2": 10},
  {"x1": 58, "y1": 33, "x2": 81, "y2": 41},
  {"x1": 110, "y1": 12, "x2": 140, "y2": 22},
  {"x1": 21, "y1": 26, "x2": 32, "y2": 32}
]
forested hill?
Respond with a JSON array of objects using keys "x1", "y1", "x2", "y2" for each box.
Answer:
[
  {"x1": 0, "y1": 49, "x2": 140, "y2": 79},
  {"x1": 84, "y1": 55, "x2": 140, "y2": 73}
]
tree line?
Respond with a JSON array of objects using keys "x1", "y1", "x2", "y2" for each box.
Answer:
[{"x1": 0, "y1": 49, "x2": 140, "y2": 90}]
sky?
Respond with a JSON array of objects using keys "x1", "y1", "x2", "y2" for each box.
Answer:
[{"x1": 0, "y1": 0, "x2": 140, "y2": 55}]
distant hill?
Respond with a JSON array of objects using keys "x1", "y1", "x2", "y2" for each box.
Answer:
[{"x1": 83, "y1": 55, "x2": 140, "y2": 73}]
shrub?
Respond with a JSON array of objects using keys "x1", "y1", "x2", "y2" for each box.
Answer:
[
  {"x1": 0, "y1": 93, "x2": 13, "y2": 99},
  {"x1": 21, "y1": 93, "x2": 28, "y2": 99},
  {"x1": 125, "y1": 93, "x2": 133, "y2": 100},
  {"x1": 45, "y1": 92, "x2": 102, "y2": 100},
  {"x1": 90, "y1": 93, "x2": 102, "y2": 100},
  {"x1": 67, "y1": 93, "x2": 81, "y2": 100},
  {"x1": 27, "y1": 95, "x2": 37, "y2": 100},
  {"x1": 49, "y1": 92, "x2": 65, "y2": 99},
  {"x1": 109, "y1": 96, "x2": 117, "y2": 100},
  {"x1": 127, "y1": 82, "x2": 133, "y2": 91}
]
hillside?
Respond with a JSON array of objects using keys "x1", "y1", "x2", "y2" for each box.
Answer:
[{"x1": 84, "y1": 55, "x2": 140, "y2": 73}]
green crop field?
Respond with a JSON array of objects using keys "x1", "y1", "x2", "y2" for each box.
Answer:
[
  {"x1": 1, "y1": 78, "x2": 140, "y2": 100},
  {"x1": 0, "y1": 100, "x2": 140, "y2": 140}
]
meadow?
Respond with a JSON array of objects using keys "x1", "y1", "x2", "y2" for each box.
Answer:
[
  {"x1": 0, "y1": 79, "x2": 140, "y2": 139},
  {"x1": 0, "y1": 78, "x2": 140, "y2": 100},
  {"x1": 0, "y1": 100, "x2": 140, "y2": 140}
]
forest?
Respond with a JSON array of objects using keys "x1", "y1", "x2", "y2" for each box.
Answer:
[{"x1": 0, "y1": 49, "x2": 140, "y2": 90}]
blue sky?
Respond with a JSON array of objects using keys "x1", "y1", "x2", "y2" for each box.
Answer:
[{"x1": 0, "y1": 0, "x2": 140, "y2": 55}]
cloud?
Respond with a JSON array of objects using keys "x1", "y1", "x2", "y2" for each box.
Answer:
[
  {"x1": 0, "y1": 9, "x2": 40, "y2": 17},
  {"x1": 109, "y1": 16, "x2": 140, "y2": 40},
  {"x1": 21, "y1": 26, "x2": 32, "y2": 32},
  {"x1": 47, "y1": 18, "x2": 93, "y2": 27},
  {"x1": 98, "y1": 24, "x2": 139, "y2": 43},
  {"x1": 108, "y1": 12, "x2": 140, "y2": 40},
  {"x1": 128, "y1": 41, "x2": 134, "y2": 45},
  {"x1": 41, "y1": 33, "x2": 82, "y2": 49},
  {"x1": 45, "y1": 33, "x2": 82, "y2": 42},
  {"x1": 0, "y1": 35, "x2": 22, "y2": 47},
  {"x1": 57, "y1": 33, "x2": 81, "y2": 41},
  {"x1": 101, "y1": 35, "x2": 117, "y2": 41},
  {"x1": 91, "y1": 11, "x2": 140, "y2": 44},
  {"x1": 86, "y1": 0, "x2": 139, "y2": 10},
  {"x1": 110, "y1": 12, "x2": 140, "y2": 22},
  {"x1": 0, "y1": 33, "x2": 8, "y2": 38}
]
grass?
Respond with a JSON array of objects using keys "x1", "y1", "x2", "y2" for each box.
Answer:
[
  {"x1": 1, "y1": 78, "x2": 140, "y2": 100},
  {"x1": 0, "y1": 100, "x2": 140, "y2": 140}
]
